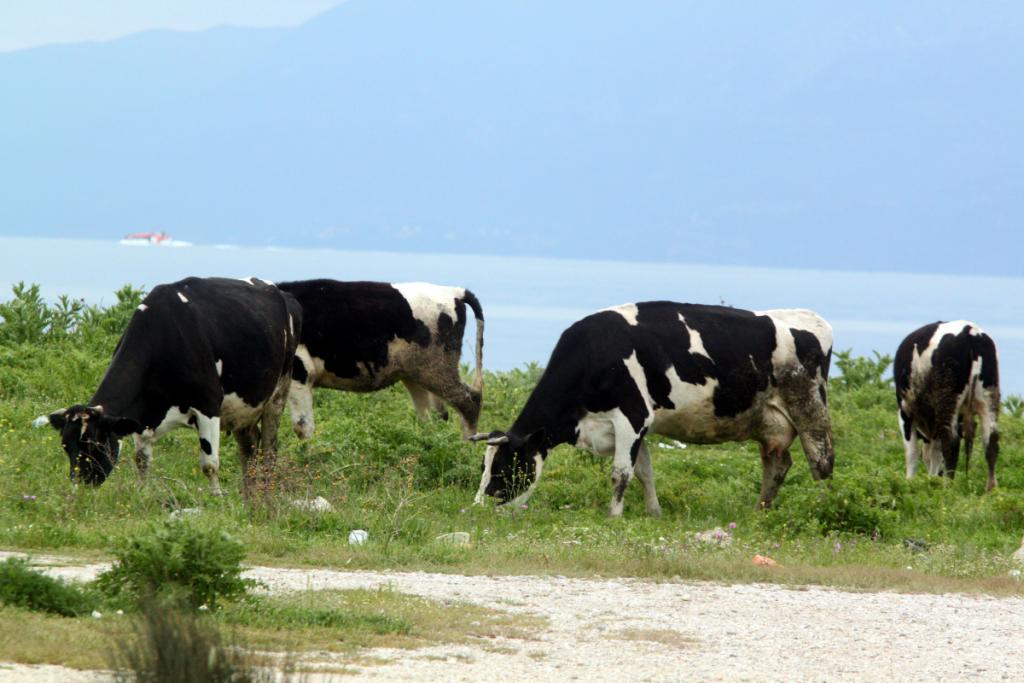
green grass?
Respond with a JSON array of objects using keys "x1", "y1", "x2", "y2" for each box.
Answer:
[
  {"x1": 0, "y1": 587, "x2": 539, "y2": 671},
  {"x1": 1, "y1": 289, "x2": 1023, "y2": 597}
]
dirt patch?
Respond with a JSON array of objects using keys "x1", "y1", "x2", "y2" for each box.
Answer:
[{"x1": 2, "y1": 551, "x2": 1024, "y2": 681}]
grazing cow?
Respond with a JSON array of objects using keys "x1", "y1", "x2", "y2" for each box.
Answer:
[
  {"x1": 473, "y1": 303, "x2": 835, "y2": 516},
  {"x1": 44, "y1": 277, "x2": 301, "y2": 495},
  {"x1": 894, "y1": 320, "x2": 999, "y2": 490},
  {"x1": 276, "y1": 279, "x2": 484, "y2": 439}
]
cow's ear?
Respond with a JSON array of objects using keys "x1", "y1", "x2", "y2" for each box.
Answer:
[
  {"x1": 102, "y1": 416, "x2": 142, "y2": 438},
  {"x1": 47, "y1": 409, "x2": 69, "y2": 430}
]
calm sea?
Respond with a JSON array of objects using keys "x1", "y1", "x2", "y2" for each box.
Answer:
[{"x1": 3, "y1": 237, "x2": 1023, "y2": 393}]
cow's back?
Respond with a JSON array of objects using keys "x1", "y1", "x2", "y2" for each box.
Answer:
[
  {"x1": 98, "y1": 277, "x2": 296, "y2": 427},
  {"x1": 278, "y1": 279, "x2": 468, "y2": 388},
  {"x1": 541, "y1": 302, "x2": 831, "y2": 444}
]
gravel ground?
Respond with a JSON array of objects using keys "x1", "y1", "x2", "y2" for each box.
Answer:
[{"x1": 2, "y1": 552, "x2": 1023, "y2": 682}]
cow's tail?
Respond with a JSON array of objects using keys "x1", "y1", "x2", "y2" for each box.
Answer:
[{"x1": 462, "y1": 289, "x2": 485, "y2": 393}]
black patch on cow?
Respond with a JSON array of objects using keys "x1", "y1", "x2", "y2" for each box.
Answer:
[
  {"x1": 977, "y1": 333, "x2": 999, "y2": 388},
  {"x1": 629, "y1": 428, "x2": 648, "y2": 466},
  {"x1": 200, "y1": 438, "x2": 212, "y2": 455},
  {"x1": 292, "y1": 356, "x2": 309, "y2": 384},
  {"x1": 435, "y1": 311, "x2": 463, "y2": 354},
  {"x1": 188, "y1": 415, "x2": 197, "y2": 427},
  {"x1": 899, "y1": 410, "x2": 913, "y2": 441},
  {"x1": 791, "y1": 329, "x2": 825, "y2": 377},
  {"x1": 894, "y1": 322, "x2": 940, "y2": 400},
  {"x1": 277, "y1": 280, "x2": 433, "y2": 380}
]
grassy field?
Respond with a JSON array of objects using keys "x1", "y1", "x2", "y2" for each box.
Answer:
[{"x1": 1, "y1": 284, "x2": 1023, "y2": 599}]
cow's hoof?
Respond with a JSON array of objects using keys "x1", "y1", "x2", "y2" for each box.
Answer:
[{"x1": 646, "y1": 506, "x2": 663, "y2": 519}]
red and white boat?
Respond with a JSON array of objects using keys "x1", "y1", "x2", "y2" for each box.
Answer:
[{"x1": 120, "y1": 231, "x2": 192, "y2": 247}]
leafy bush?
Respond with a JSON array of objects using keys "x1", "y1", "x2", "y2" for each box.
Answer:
[
  {"x1": 0, "y1": 281, "x2": 145, "y2": 347},
  {"x1": 112, "y1": 599, "x2": 284, "y2": 683},
  {"x1": 1003, "y1": 395, "x2": 1024, "y2": 418},
  {"x1": 97, "y1": 520, "x2": 252, "y2": 609},
  {"x1": 832, "y1": 349, "x2": 893, "y2": 392},
  {"x1": 0, "y1": 556, "x2": 96, "y2": 617},
  {"x1": 759, "y1": 477, "x2": 894, "y2": 538}
]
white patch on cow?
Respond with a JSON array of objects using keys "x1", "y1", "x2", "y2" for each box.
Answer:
[
  {"x1": 258, "y1": 278, "x2": 275, "y2": 286},
  {"x1": 474, "y1": 444, "x2": 499, "y2": 504},
  {"x1": 142, "y1": 406, "x2": 191, "y2": 440},
  {"x1": 192, "y1": 411, "x2": 223, "y2": 495},
  {"x1": 679, "y1": 315, "x2": 711, "y2": 359},
  {"x1": 393, "y1": 282, "x2": 462, "y2": 335},
  {"x1": 176, "y1": 292, "x2": 189, "y2": 303},
  {"x1": 601, "y1": 303, "x2": 639, "y2": 325},
  {"x1": 575, "y1": 409, "x2": 620, "y2": 456},
  {"x1": 137, "y1": 304, "x2": 148, "y2": 312},
  {"x1": 622, "y1": 351, "x2": 652, "y2": 409},
  {"x1": 288, "y1": 314, "x2": 294, "y2": 337},
  {"x1": 215, "y1": 359, "x2": 223, "y2": 377},
  {"x1": 237, "y1": 277, "x2": 256, "y2": 285}
]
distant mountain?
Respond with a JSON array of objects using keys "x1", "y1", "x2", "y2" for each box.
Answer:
[{"x1": 2, "y1": 0, "x2": 1022, "y2": 275}]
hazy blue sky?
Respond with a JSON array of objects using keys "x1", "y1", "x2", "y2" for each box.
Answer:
[{"x1": 0, "y1": 0, "x2": 345, "y2": 52}]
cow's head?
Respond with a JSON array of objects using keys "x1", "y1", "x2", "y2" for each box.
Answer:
[
  {"x1": 472, "y1": 429, "x2": 548, "y2": 506},
  {"x1": 47, "y1": 405, "x2": 140, "y2": 486},
  {"x1": 288, "y1": 348, "x2": 315, "y2": 440}
]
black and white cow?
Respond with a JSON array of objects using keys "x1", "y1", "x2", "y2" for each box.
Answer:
[
  {"x1": 473, "y1": 303, "x2": 835, "y2": 516},
  {"x1": 43, "y1": 277, "x2": 301, "y2": 495},
  {"x1": 894, "y1": 320, "x2": 1000, "y2": 490},
  {"x1": 275, "y1": 280, "x2": 484, "y2": 439}
]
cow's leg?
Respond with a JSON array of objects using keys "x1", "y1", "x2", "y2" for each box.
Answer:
[
  {"x1": 401, "y1": 380, "x2": 448, "y2": 421},
  {"x1": 254, "y1": 376, "x2": 290, "y2": 491},
  {"x1": 899, "y1": 410, "x2": 919, "y2": 479},
  {"x1": 757, "y1": 444, "x2": 793, "y2": 511},
  {"x1": 415, "y1": 370, "x2": 481, "y2": 439},
  {"x1": 234, "y1": 425, "x2": 258, "y2": 496},
  {"x1": 978, "y1": 393, "x2": 999, "y2": 491},
  {"x1": 193, "y1": 413, "x2": 223, "y2": 495},
  {"x1": 960, "y1": 414, "x2": 976, "y2": 476},
  {"x1": 132, "y1": 434, "x2": 154, "y2": 480},
  {"x1": 943, "y1": 424, "x2": 961, "y2": 480},
  {"x1": 632, "y1": 441, "x2": 661, "y2": 517},
  {"x1": 609, "y1": 418, "x2": 648, "y2": 518},
  {"x1": 924, "y1": 436, "x2": 946, "y2": 477}
]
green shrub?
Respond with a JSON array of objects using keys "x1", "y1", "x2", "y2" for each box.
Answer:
[
  {"x1": 0, "y1": 556, "x2": 96, "y2": 617},
  {"x1": 97, "y1": 520, "x2": 252, "y2": 609},
  {"x1": 759, "y1": 477, "x2": 894, "y2": 538},
  {"x1": 1003, "y1": 395, "x2": 1024, "y2": 419},
  {"x1": 832, "y1": 349, "x2": 892, "y2": 392}
]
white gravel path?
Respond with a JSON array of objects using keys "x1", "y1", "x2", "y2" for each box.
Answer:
[{"x1": 1, "y1": 552, "x2": 1023, "y2": 682}]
